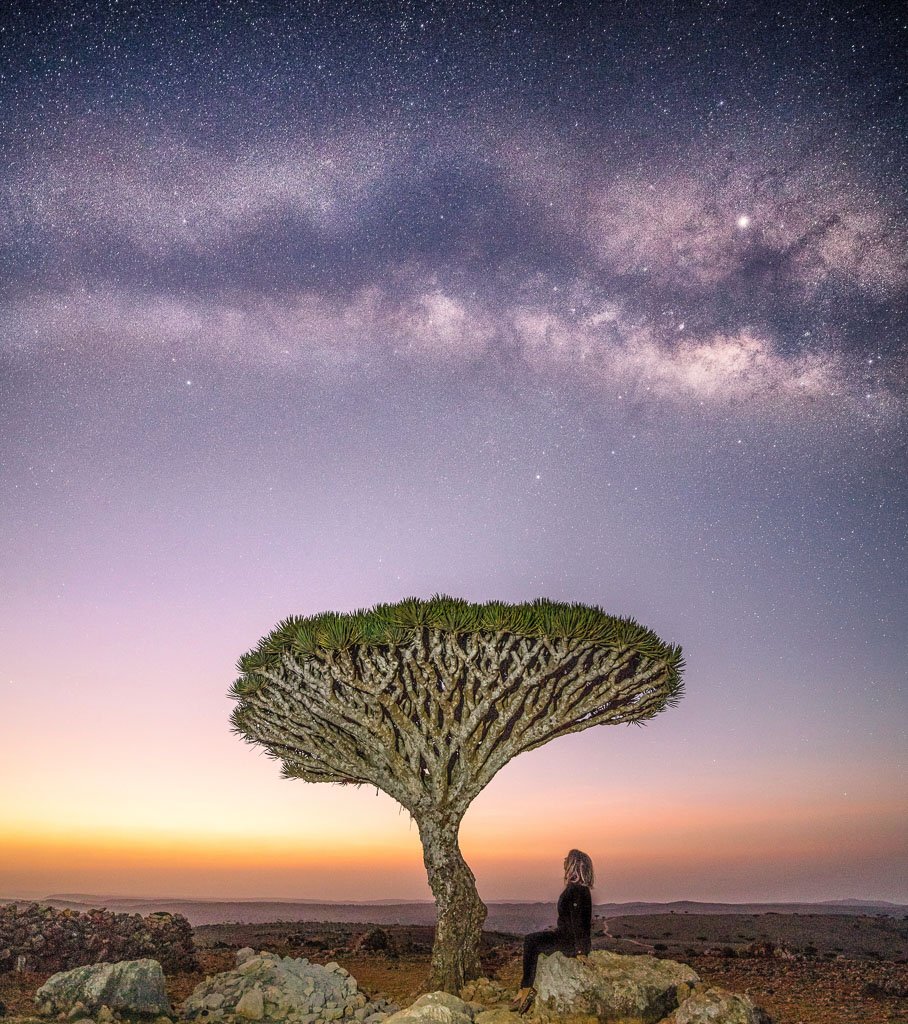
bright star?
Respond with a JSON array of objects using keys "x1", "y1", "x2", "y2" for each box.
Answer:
[{"x1": 737, "y1": 215, "x2": 751, "y2": 229}]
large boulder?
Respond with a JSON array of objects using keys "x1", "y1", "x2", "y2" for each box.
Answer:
[
  {"x1": 384, "y1": 993, "x2": 474, "y2": 1024},
  {"x1": 35, "y1": 959, "x2": 171, "y2": 1018},
  {"x1": 666, "y1": 988, "x2": 772, "y2": 1024},
  {"x1": 181, "y1": 950, "x2": 398, "y2": 1024},
  {"x1": 534, "y1": 951, "x2": 699, "y2": 1024}
]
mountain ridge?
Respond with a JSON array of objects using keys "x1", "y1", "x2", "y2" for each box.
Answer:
[{"x1": 2, "y1": 894, "x2": 904, "y2": 930}]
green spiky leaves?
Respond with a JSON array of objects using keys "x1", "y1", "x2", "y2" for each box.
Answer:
[{"x1": 231, "y1": 594, "x2": 684, "y2": 702}]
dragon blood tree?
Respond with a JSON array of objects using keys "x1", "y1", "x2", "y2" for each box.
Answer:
[{"x1": 229, "y1": 596, "x2": 683, "y2": 993}]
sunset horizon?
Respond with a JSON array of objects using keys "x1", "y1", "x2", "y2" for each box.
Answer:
[{"x1": 3, "y1": 747, "x2": 905, "y2": 905}]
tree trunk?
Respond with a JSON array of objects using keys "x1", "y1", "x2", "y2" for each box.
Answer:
[{"x1": 418, "y1": 812, "x2": 487, "y2": 993}]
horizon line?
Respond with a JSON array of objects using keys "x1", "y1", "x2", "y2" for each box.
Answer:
[{"x1": 3, "y1": 893, "x2": 905, "y2": 909}]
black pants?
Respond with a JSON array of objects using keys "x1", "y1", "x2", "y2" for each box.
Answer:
[{"x1": 520, "y1": 929, "x2": 577, "y2": 988}]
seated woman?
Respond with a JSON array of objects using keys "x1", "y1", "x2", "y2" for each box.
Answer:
[{"x1": 512, "y1": 849, "x2": 594, "y2": 1013}]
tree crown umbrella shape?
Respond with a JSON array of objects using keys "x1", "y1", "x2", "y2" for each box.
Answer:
[{"x1": 229, "y1": 595, "x2": 684, "y2": 992}]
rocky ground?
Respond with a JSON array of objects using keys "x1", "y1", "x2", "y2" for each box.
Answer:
[
  {"x1": 681, "y1": 954, "x2": 908, "y2": 1024},
  {"x1": 0, "y1": 916, "x2": 905, "y2": 1024},
  {"x1": 603, "y1": 912, "x2": 908, "y2": 962}
]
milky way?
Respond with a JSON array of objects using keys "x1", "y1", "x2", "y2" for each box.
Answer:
[
  {"x1": 4, "y1": 112, "x2": 906, "y2": 415},
  {"x1": 1, "y1": 2, "x2": 905, "y2": 901}
]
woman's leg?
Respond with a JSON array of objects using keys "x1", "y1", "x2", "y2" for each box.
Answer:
[{"x1": 520, "y1": 930, "x2": 564, "y2": 989}]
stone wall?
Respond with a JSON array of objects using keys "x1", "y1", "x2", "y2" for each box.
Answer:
[{"x1": 0, "y1": 903, "x2": 198, "y2": 974}]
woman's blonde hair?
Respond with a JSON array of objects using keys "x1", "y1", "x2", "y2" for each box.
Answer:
[{"x1": 564, "y1": 848, "x2": 594, "y2": 887}]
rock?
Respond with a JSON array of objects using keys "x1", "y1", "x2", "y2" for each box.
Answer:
[
  {"x1": 665, "y1": 987, "x2": 772, "y2": 1024},
  {"x1": 181, "y1": 951, "x2": 397, "y2": 1024},
  {"x1": 411, "y1": 994, "x2": 474, "y2": 1017},
  {"x1": 35, "y1": 959, "x2": 172, "y2": 1018},
  {"x1": 235, "y1": 989, "x2": 265, "y2": 1021},
  {"x1": 236, "y1": 949, "x2": 256, "y2": 966},
  {"x1": 460, "y1": 980, "x2": 512, "y2": 1010},
  {"x1": 534, "y1": 951, "x2": 699, "y2": 1024},
  {"x1": 474, "y1": 1011, "x2": 518, "y2": 1024},
  {"x1": 354, "y1": 929, "x2": 392, "y2": 954},
  {"x1": 97, "y1": 1008, "x2": 114, "y2": 1024},
  {"x1": 239, "y1": 958, "x2": 265, "y2": 976},
  {"x1": 384, "y1": 992, "x2": 474, "y2": 1024}
]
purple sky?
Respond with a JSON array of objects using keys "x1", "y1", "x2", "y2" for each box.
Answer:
[{"x1": 1, "y1": 0, "x2": 906, "y2": 903}]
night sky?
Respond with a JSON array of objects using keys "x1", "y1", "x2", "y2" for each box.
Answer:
[{"x1": 1, "y1": 1, "x2": 906, "y2": 903}]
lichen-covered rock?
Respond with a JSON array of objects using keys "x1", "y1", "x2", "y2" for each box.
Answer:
[
  {"x1": 384, "y1": 992, "x2": 473, "y2": 1024},
  {"x1": 410, "y1": 995, "x2": 473, "y2": 1016},
  {"x1": 181, "y1": 951, "x2": 397, "y2": 1024},
  {"x1": 665, "y1": 988, "x2": 772, "y2": 1024},
  {"x1": 534, "y1": 951, "x2": 699, "y2": 1024},
  {"x1": 473, "y1": 1011, "x2": 518, "y2": 1024},
  {"x1": 235, "y1": 988, "x2": 265, "y2": 1021},
  {"x1": 35, "y1": 959, "x2": 172, "y2": 1018}
]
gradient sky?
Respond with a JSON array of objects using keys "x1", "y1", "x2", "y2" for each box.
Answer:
[{"x1": 1, "y1": 0, "x2": 906, "y2": 905}]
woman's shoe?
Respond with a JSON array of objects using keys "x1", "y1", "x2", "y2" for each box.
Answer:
[
  {"x1": 510, "y1": 988, "x2": 536, "y2": 1015},
  {"x1": 509, "y1": 989, "x2": 527, "y2": 1012}
]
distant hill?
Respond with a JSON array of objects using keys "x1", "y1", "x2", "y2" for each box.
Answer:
[
  {"x1": 593, "y1": 899, "x2": 908, "y2": 919},
  {"x1": 42, "y1": 894, "x2": 428, "y2": 906},
  {"x1": 816, "y1": 898, "x2": 906, "y2": 909},
  {"x1": 2, "y1": 895, "x2": 905, "y2": 930}
]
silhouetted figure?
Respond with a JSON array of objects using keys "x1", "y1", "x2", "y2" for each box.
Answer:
[{"x1": 512, "y1": 849, "x2": 594, "y2": 1013}]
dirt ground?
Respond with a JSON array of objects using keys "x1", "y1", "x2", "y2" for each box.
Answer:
[{"x1": 2, "y1": 919, "x2": 907, "y2": 1024}]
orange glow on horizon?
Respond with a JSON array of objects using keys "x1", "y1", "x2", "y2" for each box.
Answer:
[{"x1": 2, "y1": 791, "x2": 904, "y2": 902}]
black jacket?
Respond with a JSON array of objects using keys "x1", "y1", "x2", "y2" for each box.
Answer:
[{"x1": 556, "y1": 882, "x2": 592, "y2": 954}]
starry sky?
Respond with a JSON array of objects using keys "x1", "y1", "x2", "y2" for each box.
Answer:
[{"x1": 1, "y1": 1, "x2": 906, "y2": 904}]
